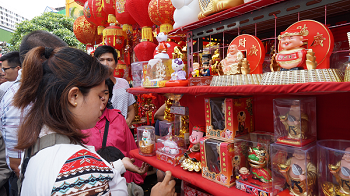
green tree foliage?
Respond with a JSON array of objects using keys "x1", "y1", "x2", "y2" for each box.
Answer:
[{"x1": 9, "y1": 12, "x2": 85, "y2": 51}]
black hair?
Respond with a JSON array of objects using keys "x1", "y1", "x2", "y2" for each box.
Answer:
[
  {"x1": 97, "y1": 146, "x2": 125, "y2": 163},
  {"x1": 19, "y1": 30, "x2": 68, "y2": 63},
  {"x1": 105, "y1": 78, "x2": 114, "y2": 108},
  {"x1": 0, "y1": 51, "x2": 21, "y2": 68},
  {"x1": 94, "y1": 45, "x2": 118, "y2": 62}
]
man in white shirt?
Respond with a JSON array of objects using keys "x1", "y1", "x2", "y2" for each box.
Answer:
[{"x1": 94, "y1": 45, "x2": 136, "y2": 127}]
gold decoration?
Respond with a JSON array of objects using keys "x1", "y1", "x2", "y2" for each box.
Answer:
[
  {"x1": 306, "y1": 49, "x2": 317, "y2": 70},
  {"x1": 248, "y1": 45, "x2": 258, "y2": 56},
  {"x1": 240, "y1": 58, "x2": 251, "y2": 75},
  {"x1": 238, "y1": 38, "x2": 246, "y2": 48},
  {"x1": 312, "y1": 32, "x2": 326, "y2": 47},
  {"x1": 198, "y1": 0, "x2": 244, "y2": 19}
]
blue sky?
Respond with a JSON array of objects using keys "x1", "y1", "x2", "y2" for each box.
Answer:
[{"x1": 0, "y1": 0, "x2": 66, "y2": 20}]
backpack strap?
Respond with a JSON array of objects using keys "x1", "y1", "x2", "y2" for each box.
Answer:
[
  {"x1": 18, "y1": 133, "x2": 73, "y2": 194},
  {"x1": 102, "y1": 119, "x2": 110, "y2": 148}
]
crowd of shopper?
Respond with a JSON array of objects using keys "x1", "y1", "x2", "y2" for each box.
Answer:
[{"x1": 0, "y1": 30, "x2": 176, "y2": 196}]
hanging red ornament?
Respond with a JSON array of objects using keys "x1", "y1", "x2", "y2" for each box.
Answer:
[
  {"x1": 148, "y1": 0, "x2": 175, "y2": 33},
  {"x1": 115, "y1": 0, "x2": 137, "y2": 33},
  {"x1": 126, "y1": 0, "x2": 154, "y2": 42},
  {"x1": 83, "y1": 0, "x2": 109, "y2": 34},
  {"x1": 103, "y1": 0, "x2": 117, "y2": 23},
  {"x1": 134, "y1": 41, "x2": 157, "y2": 61},
  {"x1": 73, "y1": 15, "x2": 102, "y2": 46}
]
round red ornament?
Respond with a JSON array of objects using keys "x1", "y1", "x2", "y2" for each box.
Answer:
[
  {"x1": 134, "y1": 41, "x2": 157, "y2": 61},
  {"x1": 148, "y1": 0, "x2": 175, "y2": 33},
  {"x1": 126, "y1": 0, "x2": 154, "y2": 41},
  {"x1": 83, "y1": 0, "x2": 109, "y2": 34},
  {"x1": 73, "y1": 15, "x2": 102, "y2": 45},
  {"x1": 102, "y1": 24, "x2": 127, "y2": 51},
  {"x1": 115, "y1": 0, "x2": 137, "y2": 32}
]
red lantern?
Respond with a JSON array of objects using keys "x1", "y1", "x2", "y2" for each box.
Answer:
[
  {"x1": 74, "y1": 0, "x2": 87, "y2": 6},
  {"x1": 115, "y1": 0, "x2": 137, "y2": 32},
  {"x1": 103, "y1": 0, "x2": 117, "y2": 23},
  {"x1": 73, "y1": 15, "x2": 102, "y2": 46},
  {"x1": 102, "y1": 25, "x2": 127, "y2": 51},
  {"x1": 83, "y1": 0, "x2": 109, "y2": 34},
  {"x1": 126, "y1": 0, "x2": 154, "y2": 42},
  {"x1": 148, "y1": 0, "x2": 175, "y2": 33},
  {"x1": 134, "y1": 41, "x2": 157, "y2": 61}
]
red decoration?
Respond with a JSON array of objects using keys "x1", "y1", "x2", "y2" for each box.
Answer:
[
  {"x1": 134, "y1": 41, "x2": 157, "y2": 61},
  {"x1": 73, "y1": 15, "x2": 102, "y2": 45},
  {"x1": 277, "y1": 20, "x2": 334, "y2": 69},
  {"x1": 115, "y1": 0, "x2": 137, "y2": 26},
  {"x1": 74, "y1": 0, "x2": 87, "y2": 6},
  {"x1": 83, "y1": 0, "x2": 108, "y2": 30},
  {"x1": 103, "y1": 0, "x2": 116, "y2": 16},
  {"x1": 103, "y1": 24, "x2": 126, "y2": 51},
  {"x1": 153, "y1": 41, "x2": 180, "y2": 59},
  {"x1": 148, "y1": 0, "x2": 175, "y2": 32},
  {"x1": 229, "y1": 34, "x2": 265, "y2": 74},
  {"x1": 126, "y1": 0, "x2": 153, "y2": 28}
]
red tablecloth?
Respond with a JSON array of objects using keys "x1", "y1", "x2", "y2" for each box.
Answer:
[{"x1": 130, "y1": 149, "x2": 251, "y2": 196}]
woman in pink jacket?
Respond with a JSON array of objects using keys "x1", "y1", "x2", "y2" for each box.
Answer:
[{"x1": 82, "y1": 78, "x2": 145, "y2": 184}]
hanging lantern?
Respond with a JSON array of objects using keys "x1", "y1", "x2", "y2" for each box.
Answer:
[
  {"x1": 148, "y1": 0, "x2": 175, "y2": 33},
  {"x1": 102, "y1": 24, "x2": 127, "y2": 52},
  {"x1": 126, "y1": 0, "x2": 154, "y2": 42},
  {"x1": 103, "y1": 0, "x2": 117, "y2": 23},
  {"x1": 134, "y1": 41, "x2": 157, "y2": 61},
  {"x1": 115, "y1": 0, "x2": 137, "y2": 33},
  {"x1": 83, "y1": 0, "x2": 109, "y2": 34},
  {"x1": 74, "y1": 0, "x2": 87, "y2": 6},
  {"x1": 73, "y1": 15, "x2": 102, "y2": 52}
]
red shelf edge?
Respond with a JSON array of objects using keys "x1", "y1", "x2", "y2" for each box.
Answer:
[
  {"x1": 130, "y1": 149, "x2": 251, "y2": 196},
  {"x1": 128, "y1": 82, "x2": 350, "y2": 95}
]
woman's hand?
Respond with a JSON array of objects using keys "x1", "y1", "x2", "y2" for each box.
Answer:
[
  {"x1": 151, "y1": 171, "x2": 176, "y2": 196},
  {"x1": 122, "y1": 157, "x2": 149, "y2": 175}
]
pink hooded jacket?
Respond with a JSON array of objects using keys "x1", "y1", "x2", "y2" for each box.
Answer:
[{"x1": 81, "y1": 108, "x2": 145, "y2": 184}]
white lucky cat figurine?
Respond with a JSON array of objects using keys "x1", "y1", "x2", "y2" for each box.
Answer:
[
  {"x1": 154, "y1": 32, "x2": 171, "y2": 59},
  {"x1": 141, "y1": 130, "x2": 152, "y2": 146},
  {"x1": 172, "y1": 0, "x2": 200, "y2": 29},
  {"x1": 162, "y1": 139, "x2": 180, "y2": 155}
]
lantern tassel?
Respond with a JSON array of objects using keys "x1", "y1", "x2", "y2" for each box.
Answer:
[
  {"x1": 108, "y1": 14, "x2": 117, "y2": 24},
  {"x1": 98, "y1": 26, "x2": 105, "y2": 35}
]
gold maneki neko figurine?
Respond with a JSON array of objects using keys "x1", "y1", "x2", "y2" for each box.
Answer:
[
  {"x1": 278, "y1": 150, "x2": 317, "y2": 196},
  {"x1": 278, "y1": 100, "x2": 309, "y2": 145},
  {"x1": 324, "y1": 147, "x2": 350, "y2": 196}
]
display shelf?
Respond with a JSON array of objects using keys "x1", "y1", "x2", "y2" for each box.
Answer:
[
  {"x1": 128, "y1": 82, "x2": 350, "y2": 95},
  {"x1": 168, "y1": 0, "x2": 286, "y2": 36},
  {"x1": 130, "y1": 149, "x2": 251, "y2": 196}
]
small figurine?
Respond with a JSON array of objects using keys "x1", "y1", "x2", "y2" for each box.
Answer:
[
  {"x1": 276, "y1": 28, "x2": 317, "y2": 71},
  {"x1": 220, "y1": 44, "x2": 243, "y2": 75},
  {"x1": 278, "y1": 150, "x2": 317, "y2": 195},
  {"x1": 191, "y1": 63, "x2": 200, "y2": 77},
  {"x1": 279, "y1": 100, "x2": 309, "y2": 141},
  {"x1": 248, "y1": 146, "x2": 272, "y2": 183},
  {"x1": 239, "y1": 167, "x2": 250, "y2": 181},
  {"x1": 240, "y1": 58, "x2": 250, "y2": 75},
  {"x1": 154, "y1": 32, "x2": 171, "y2": 59},
  {"x1": 141, "y1": 130, "x2": 152, "y2": 146},
  {"x1": 237, "y1": 111, "x2": 247, "y2": 135},
  {"x1": 170, "y1": 58, "x2": 186, "y2": 80},
  {"x1": 201, "y1": 62, "x2": 211, "y2": 76},
  {"x1": 328, "y1": 147, "x2": 350, "y2": 195},
  {"x1": 181, "y1": 126, "x2": 204, "y2": 172},
  {"x1": 161, "y1": 139, "x2": 180, "y2": 155}
]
